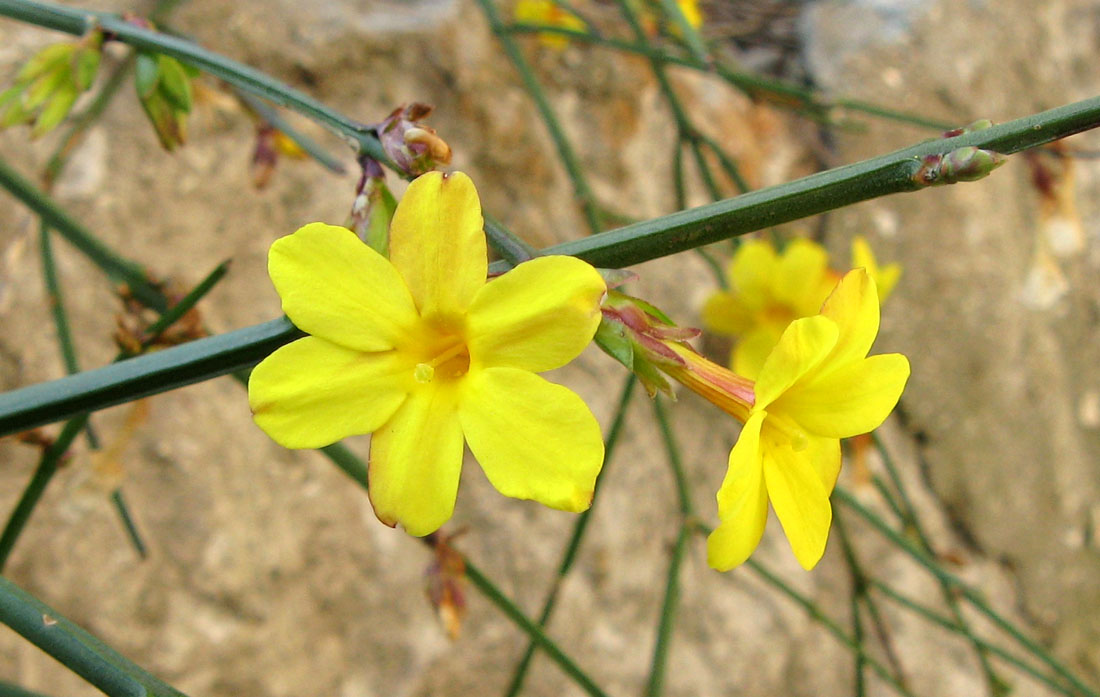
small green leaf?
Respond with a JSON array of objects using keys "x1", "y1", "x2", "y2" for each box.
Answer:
[
  {"x1": 0, "y1": 85, "x2": 23, "y2": 110},
  {"x1": 364, "y1": 182, "x2": 397, "y2": 256},
  {"x1": 15, "y1": 43, "x2": 72, "y2": 83},
  {"x1": 32, "y1": 86, "x2": 77, "y2": 137},
  {"x1": 156, "y1": 56, "x2": 192, "y2": 112},
  {"x1": 134, "y1": 52, "x2": 160, "y2": 99},
  {"x1": 73, "y1": 46, "x2": 100, "y2": 92},
  {"x1": 0, "y1": 95, "x2": 32, "y2": 128},
  {"x1": 594, "y1": 318, "x2": 634, "y2": 371},
  {"x1": 22, "y1": 67, "x2": 66, "y2": 111}
]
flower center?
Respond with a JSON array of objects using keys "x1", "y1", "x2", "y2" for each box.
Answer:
[{"x1": 414, "y1": 339, "x2": 471, "y2": 384}]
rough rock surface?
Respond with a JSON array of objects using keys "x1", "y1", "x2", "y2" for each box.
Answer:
[{"x1": 0, "y1": 0, "x2": 1097, "y2": 696}]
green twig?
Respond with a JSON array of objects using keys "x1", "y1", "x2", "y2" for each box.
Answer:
[
  {"x1": 833, "y1": 488, "x2": 1099, "y2": 697},
  {"x1": 235, "y1": 90, "x2": 347, "y2": 175},
  {"x1": 645, "y1": 396, "x2": 693, "y2": 697},
  {"x1": 0, "y1": 415, "x2": 88, "y2": 572},
  {"x1": 0, "y1": 156, "x2": 165, "y2": 310},
  {"x1": 504, "y1": 22, "x2": 954, "y2": 131},
  {"x1": 834, "y1": 510, "x2": 908, "y2": 691},
  {"x1": 869, "y1": 580, "x2": 1081, "y2": 697},
  {"x1": 7, "y1": 93, "x2": 1100, "y2": 435},
  {"x1": 485, "y1": 214, "x2": 538, "y2": 266},
  {"x1": 741, "y1": 554, "x2": 918, "y2": 697},
  {"x1": 503, "y1": 375, "x2": 636, "y2": 697},
  {"x1": 471, "y1": 0, "x2": 603, "y2": 234},
  {"x1": 0, "y1": 681, "x2": 60, "y2": 697},
  {"x1": 0, "y1": 576, "x2": 189, "y2": 697},
  {"x1": 0, "y1": 261, "x2": 229, "y2": 565},
  {"x1": 869, "y1": 434, "x2": 1009, "y2": 696}
]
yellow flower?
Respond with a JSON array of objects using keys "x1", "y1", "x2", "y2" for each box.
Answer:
[
  {"x1": 675, "y1": 0, "x2": 703, "y2": 30},
  {"x1": 248, "y1": 172, "x2": 607, "y2": 536},
  {"x1": 851, "y1": 235, "x2": 901, "y2": 303},
  {"x1": 705, "y1": 269, "x2": 909, "y2": 570},
  {"x1": 702, "y1": 238, "x2": 839, "y2": 379},
  {"x1": 514, "y1": 0, "x2": 587, "y2": 49}
]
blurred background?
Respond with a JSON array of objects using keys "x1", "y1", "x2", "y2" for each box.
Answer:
[{"x1": 1, "y1": 1, "x2": 1098, "y2": 695}]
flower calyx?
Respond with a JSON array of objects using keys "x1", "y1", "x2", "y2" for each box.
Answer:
[{"x1": 375, "y1": 102, "x2": 452, "y2": 178}]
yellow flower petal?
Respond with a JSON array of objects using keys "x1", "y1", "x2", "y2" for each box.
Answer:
[
  {"x1": 707, "y1": 412, "x2": 769, "y2": 571},
  {"x1": 775, "y1": 239, "x2": 830, "y2": 316},
  {"x1": 820, "y1": 268, "x2": 879, "y2": 365},
  {"x1": 248, "y1": 337, "x2": 410, "y2": 449},
  {"x1": 466, "y1": 256, "x2": 605, "y2": 373},
  {"x1": 702, "y1": 291, "x2": 755, "y2": 336},
  {"x1": 753, "y1": 315, "x2": 838, "y2": 409},
  {"x1": 852, "y1": 236, "x2": 901, "y2": 303},
  {"x1": 458, "y1": 367, "x2": 603, "y2": 512},
  {"x1": 804, "y1": 432, "x2": 843, "y2": 491},
  {"x1": 269, "y1": 223, "x2": 418, "y2": 352},
  {"x1": 761, "y1": 424, "x2": 833, "y2": 570},
  {"x1": 389, "y1": 171, "x2": 486, "y2": 320},
  {"x1": 368, "y1": 385, "x2": 464, "y2": 536},
  {"x1": 728, "y1": 239, "x2": 777, "y2": 310},
  {"x1": 775, "y1": 353, "x2": 911, "y2": 439},
  {"x1": 731, "y1": 325, "x2": 783, "y2": 380}
]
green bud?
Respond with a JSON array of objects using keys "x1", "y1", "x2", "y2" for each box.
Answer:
[
  {"x1": 156, "y1": 55, "x2": 193, "y2": 112},
  {"x1": 913, "y1": 147, "x2": 1006, "y2": 187},
  {"x1": 15, "y1": 43, "x2": 73, "y2": 83}
]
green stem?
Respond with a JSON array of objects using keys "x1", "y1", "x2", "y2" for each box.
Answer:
[
  {"x1": 38, "y1": 223, "x2": 80, "y2": 377},
  {"x1": 485, "y1": 214, "x2": 538, "y2": 266},
  {"x1": 869, "y1": 434, "x2": 1009, "y2": 696},
  {"x1": 833, "y1": 488, "x2": 1099, "y2": 697},
  {"x1": 869, "y1": 579, "x2": 1082, "y2": 697},
  {"x1": 504, "y1": 23, "x2": 955, "y2": 131},
  {"x1": 110, "y1": 488, "x2": 147, "y2": 559},
  {"x1": 7, "y1": 95, "x2": 1100, "y2": 435},
  {"x1": 503, "y1": 376, "x2": 636, "y2": 697},
  {"x1": 0, "y1": 0, "x2": 387, "y2": 163},
  {"x1": 464, "y1": 562, "x2": 611, "y2": 697},
  {"x1": 0, "y1": 415, "x2": 88, "y2": 572},
  {"x1": 0, "y1": 261, "x2": 229, "y2": 565},
  {"x1": 645, "y1": 396, "x2": 693, "y2": 697},
  {"x1": 0, "y1": 576, "x2": 189, "y2": 697},
  {"x1": 0, "y1": 681, "x2": 61, "y2": 697},
  {"x1": 645, "y1": 524, "x2": 689, "y2": 697},
  {"x1": 834, "y1": 510, "x2": 908, "y2": 690},
  {"x1": 235, "y1": 90, "x2": 347, "y2": 175},
  {"x1": 471, "y1": 0, "x2": 603, "y2": 234},
  {"x1": 742, "y1": 554, "x2": 917, "y2": 697},
  {"x1": 0, "y1": 156, "x2": 165, "y2": 310}
]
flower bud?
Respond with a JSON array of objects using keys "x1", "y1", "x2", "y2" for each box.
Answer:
[{"x1": 376, "y1": 103, "x2": 451, "y2": 177}]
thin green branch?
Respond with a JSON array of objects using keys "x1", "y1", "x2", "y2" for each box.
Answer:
[
  {"x1": 6, "y1": 96, "x2": 1100, "y2": 436},
  {"x1": 504, "y1": 375, "x2": 636, "y2": 697},
  {"x1": 0, "y1": 576, "x2": 189, "y2": 697},
  {"x1": 0, "y1": 681, "x2": 60, "y2": 697},
  {"x1": 741, "y1": 554, "x2": 918, "y2": 697},
  {"x1": 505, "y1": 22, "x2": 954, "y2": 131},
  {"x1": 869, "y1": 434, "x2": 1009, "y2": 696},
  {"x1": 0, "y1": 156, "x2": 165, "y2": 310},
  {"x1": 0, "y1": 415, "x2": 88, "y2": 572},
  {"x1": 485, "y1": 214, "x2": 538, "y2": 266},
  {"x1": 472, "y1": 0, "x2": 603, "y2": 233},
  {"x1": 0, "y1": 261, "x2": 229, "y2": 566},
  {"x1": 645, "y1": 396, "x2": 694, "y2": 697},
  {"x1": 464, "y1": 562, "x2": 611, "y2": 697},
  {"x1": 869, "y1": 579, "x2": 1081, "y2": 697},
  {"x1": 834, "y1": 509, "x2": 909, "y2": 690},
  {"x1": 833, "y1": 488, "x2": 1099, "y2": 697},
  {"x1": 235, "y1": 90, "x2": 347, "y2": 175}
]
